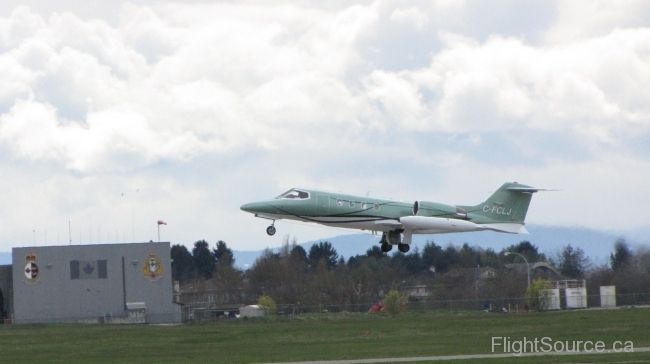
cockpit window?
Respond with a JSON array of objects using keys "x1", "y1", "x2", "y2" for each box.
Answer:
[{"x1": 277, "y1": 189, "x2": 310, "y2": 200}]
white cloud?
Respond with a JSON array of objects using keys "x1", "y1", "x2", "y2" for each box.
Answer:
[
  {"x1": 0, "y1": 4, "x2": 385, "y2": 173},
  {"x1": 545, "y1": 0, "x2": 650, "y2": 43},
  {"x1": 0, "y1": 99, "x2": 207, "y2": 171},
  {"x1": 364, "y1": 28, "x2": 650, "y2": 149},
  {"x1": 0, "y1": 2, "x2": 649, "y2": 252},
  {"x1": 390, "y1": 7, "x2": 429, "y2": 30},
  {"x1": 365, "y1": 69, "x2": 429, "y2": 131}
]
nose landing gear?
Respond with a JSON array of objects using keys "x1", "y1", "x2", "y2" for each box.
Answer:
[{"x1": 266, "y1": 223, "x2": 276, "y2": 236}]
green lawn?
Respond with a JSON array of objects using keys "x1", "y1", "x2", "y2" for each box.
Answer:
[{"x1": 1, "y1": 308, "x2": 649, "y2": 363}]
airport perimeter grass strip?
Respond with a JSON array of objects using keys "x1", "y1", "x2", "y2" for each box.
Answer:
[{"x1": 1, "y1": 308, "x2": 650, "y2": 363}]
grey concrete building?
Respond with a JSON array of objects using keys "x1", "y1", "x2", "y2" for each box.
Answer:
[{"x1": 10, "y1": 242, "x2": 181, "y2": 324}]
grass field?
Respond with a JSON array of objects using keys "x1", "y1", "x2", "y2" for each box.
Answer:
[{"x1": 2, "y1": 308, "x2": 650, "y2": 363}]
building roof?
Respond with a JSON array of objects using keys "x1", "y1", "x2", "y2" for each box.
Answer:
[{"x1": 505, "y1": 262, "x2": 562, "y2": 277}]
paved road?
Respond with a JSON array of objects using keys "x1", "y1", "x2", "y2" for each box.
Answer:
[{"x1": 260, "y1": 347, "x2": 650, "y2": 364}]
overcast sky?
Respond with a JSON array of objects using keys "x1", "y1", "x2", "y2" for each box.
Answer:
[{"x1": 0, "y1": 0, "x2": 649, "y2": 252}]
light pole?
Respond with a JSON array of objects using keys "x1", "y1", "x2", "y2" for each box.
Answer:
[{"x1": 505, "y1": 252, "x2": 530, "y2": 288}]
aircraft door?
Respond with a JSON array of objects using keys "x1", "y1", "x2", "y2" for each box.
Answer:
[{"x1": 316, "y1": 195, "x2": 330, "y2": 215}]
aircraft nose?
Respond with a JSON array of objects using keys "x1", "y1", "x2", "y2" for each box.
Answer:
[
  {"x1": 240, "y1": 201, "x2": 273, "y2": 214},
  {"x1": 240, "y1": 202, "x2": 257, "y2": 213},
  {"x1": 241, "y1": 201, "x2": 280, "y2": 214}
]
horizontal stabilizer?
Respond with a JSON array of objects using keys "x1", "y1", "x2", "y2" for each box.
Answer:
[
  {"x1": 480, "y1": 223, "x2": 529, "y2": 234},
  {"x1": 506, "y1": 187, "x2": 559, "y2": 193}
]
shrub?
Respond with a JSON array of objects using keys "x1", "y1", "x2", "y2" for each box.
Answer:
[
  {"x1": 257, "y1": 295, "x2": 277, "y2": 316},
  {"x1": 524, "y1": 278, "x2": 553, "y2": 311},
  {"x1": 384, "y1": 290, "x2": 408, "y2": 317}
]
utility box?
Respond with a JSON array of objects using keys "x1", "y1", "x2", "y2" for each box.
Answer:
[
  {"x1": 127, "y1": 302, "x2": 146, "y2": 324},
  {"x1": 600, "y1": 286, "x2": 616, "y2": 308},
  {"x1": 553, "y1": 280, "x2": 587, "y2": 309},
  {"x1": 566, "y1": 288, "x2": 587, "y2": 309}
]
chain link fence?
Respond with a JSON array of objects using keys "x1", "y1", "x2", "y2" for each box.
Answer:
[
  {"x1": 177, "y1": 293, "x2": 650, "y2": 324},
  {"x1": 4, "y1": 293, "x2": 649, "y2": 325}
]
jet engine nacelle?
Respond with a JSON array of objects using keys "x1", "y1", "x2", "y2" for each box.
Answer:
[
  {"x1": 399, "y1": 215, "x2": 484, "y2": 232},
  {"x1": 413, "y1": 201, "x2": 467, "y2": 218}
]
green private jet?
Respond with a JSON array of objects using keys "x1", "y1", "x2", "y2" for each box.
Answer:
[{"x1": 240, "y1": 182, "x2": 553, "y2": 253}]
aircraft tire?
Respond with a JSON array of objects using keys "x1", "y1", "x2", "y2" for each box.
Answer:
[
  {"x1": 398, "y1": 243, "x2": 410, "y2": 253},
  {"x1": 381, "y1": 243, "x2": 392, "y2": 252},
  {"x1": 266, "y1": 225, "x2": 276, "y2": 236}
]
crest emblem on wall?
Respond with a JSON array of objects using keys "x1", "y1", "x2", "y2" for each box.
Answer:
[
  {"x1": 143, "y1": 254, "x2": 163, "y2": 281},
  {"x1": 23, "y1": 252, "x2": 40, "y2": 285}
]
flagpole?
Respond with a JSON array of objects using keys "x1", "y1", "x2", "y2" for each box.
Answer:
[{"x1": 156, "y1": 220, "x2": 166, "y2": 243}]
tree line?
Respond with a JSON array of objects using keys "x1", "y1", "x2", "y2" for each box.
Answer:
[{"x1": 171, "y1": 236, "x2": 646, "y2": 307}]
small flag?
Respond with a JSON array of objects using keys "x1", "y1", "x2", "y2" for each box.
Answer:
[{"x1": 157, "y1": 220, "x2": 167, "y2": 225}]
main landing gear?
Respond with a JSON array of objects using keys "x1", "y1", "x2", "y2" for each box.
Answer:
[
  {"x1": 380, "y1": 232, "x2": 392, "y2": 252},
  {"x1": 379, "y1": 231, "x2": 410, "y2": 253},
  {"x1": 266, "y1": 222, "x2": 276, "y2": 236}
]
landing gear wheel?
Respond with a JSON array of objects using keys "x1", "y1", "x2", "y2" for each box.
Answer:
[
  {"x1": 381, "y1": 243, "x2": 393, "y2": 253},
  {"x1": 398, "y1": 243, "x2": 410, "y2": 253},
  {"x1": 266, "y1": 225, "x2": 276, "y2": 236}
]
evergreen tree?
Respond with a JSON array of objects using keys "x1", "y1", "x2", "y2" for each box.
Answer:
[
  {"x1": 390, "y1": 248, "x2": 424, "y2": 274},
  {"x1": 290, "y1": 245, "x2": 309, "y2": 265},
  {"x1": 212, "y1": 240, "x2": 235, "y2": 266},
  {"x1": 504, "y1": 241, "x2": 545, "y2": 262},
  {"x1": 422, "y1": 241, "x2": 459, "y2": 273},
  {"x1": 422, "y1": 241, "x2": 442, "y2": 270},
  {"x1": 192, "y1": 240, "x2": 215, "y2": 280},
  {"x1": 610, "y1": 238, "x2": 632, "y2": 271},
  {"x1": 481, "y1": 248, "x2": 500, "y2": 268},
  {"x1": 171, "y1": 244, "x2": 195, "y2": 283},
  {"x1": 289, "y1": 245, "x2": 310, "y2": 277},
  {"x1": 554, "y1": 245, "x2": 590, "y2": 278},
  {"x1": 457, "y1": 243, "x2": 480, "y2": 268},
  {"x1": 366, "y1": 245, "x2": 387, "y2": 260},
  {"x1": 308, "y1": 241, "x2": 339, "y2": 270}
]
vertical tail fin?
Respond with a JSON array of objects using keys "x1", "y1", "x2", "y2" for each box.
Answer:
[{"x1": 459, "y1": 182, "x2": 545, "y2": 224}]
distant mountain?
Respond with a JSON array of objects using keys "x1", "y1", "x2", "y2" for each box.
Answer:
[
  {"x1": 232, "y1": 224, "x2": 650, "y2": 269},
  {"x1": 0, "y1": 252, "x2": 10, "y2": 265},
  {"x1": 624, "y1": 225, "x2": 650, "y2": 245},
  {"x1": 234, "y1": 234, "x2": 380, "y2": 269}
]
